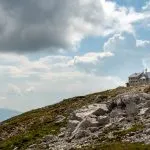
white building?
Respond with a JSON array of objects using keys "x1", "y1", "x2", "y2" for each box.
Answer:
[{"x1": 127, "y1": 69, "x2": 150, "y2": 86}]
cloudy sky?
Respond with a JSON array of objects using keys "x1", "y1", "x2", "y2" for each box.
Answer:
[{"x1": 0, "y1": 0, "x2": 150, "y2": 112}]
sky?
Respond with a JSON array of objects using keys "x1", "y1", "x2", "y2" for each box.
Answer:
[{"x1": 0, "y1": 0, "x2": 150, "y2": 112}]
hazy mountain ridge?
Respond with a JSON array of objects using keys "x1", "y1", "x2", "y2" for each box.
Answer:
[
  {"x1": 0, "y1": 108, "x2": 21, "y2": 122},
  {"x1": 1, "y1": 86, "x2": 150, "y2": 150}
]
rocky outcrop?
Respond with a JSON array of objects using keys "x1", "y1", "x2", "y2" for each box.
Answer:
[{"x1": 27, "y1": 92, "x2": 150, "y2": 150}]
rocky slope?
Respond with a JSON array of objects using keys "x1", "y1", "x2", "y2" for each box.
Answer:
[{"x1": 1, "y1": 86, "x2": 150, "y2": 150}]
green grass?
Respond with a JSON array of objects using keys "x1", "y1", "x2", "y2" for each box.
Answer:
[
  {"x1": 79, "y1": 142, "x2": 150, "y2": 150},
  {"x1": 0, "y1": 121, "x2": 67, "y2": 150},
  {"x1": 113, "y1": 123, "x2": 144, "y2": 140}
]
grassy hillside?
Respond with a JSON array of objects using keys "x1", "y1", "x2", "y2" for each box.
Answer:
[{"x1": 0, "y1": 86, "x2": 145, "y2": 150}]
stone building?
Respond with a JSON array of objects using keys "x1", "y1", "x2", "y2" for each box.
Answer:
[{"x1": 127, "y1": 69, "x2": 150, "y2": 87}]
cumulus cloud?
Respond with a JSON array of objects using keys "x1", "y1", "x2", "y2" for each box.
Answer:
[
  {"x1": 92, "y1": 32, "x2": 150, "y2": 78},
  {"x1": 104, "y1": 32, "x2": 150, "y2": 52},
  {"x1": 0, "y1": 0, "x2": 147, "y2": 53},
  {"x1": 72, "y1": 52, "x2": 113, "y2": 64},
  {"x1": 103, "y1": 33, "x2": 136, "y2": 52}
]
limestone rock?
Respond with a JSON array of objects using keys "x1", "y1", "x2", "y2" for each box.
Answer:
[
  {"x1": 74, "y1": 104, "x2": 108, "y2": 120},
  {"x1": 92, "y1": 104, "x2": 108, "y2": 116},
  {"x1": 139, "y1": 108, "x2": 150, "y2": 115},
  {"x1": 97, "y1": 116, "x2": 109, "y2": 125},
  {"x1": 74, "y1": 130, "x2": 90, "y2": 139},
  {"x1": 55, "y1": 115, "x2": 65, "y2": 123},
  {"x1": 43, "y1": 135, "x2": 58, "y2": 143}
]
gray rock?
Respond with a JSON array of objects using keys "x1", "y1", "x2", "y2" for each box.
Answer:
[
  {"x1": 38, "y1": 142, "x2": 48, "y2": 149},
  {"x1": 60, "y1": 127, "x2": 66, "y2": 132},
  {"x1": 74, "y1": 130, "x2": 90, "y2": 139},
  {"x1": 140, "y1": 93, "x2": 150, "y2": 100},
  {"x1": 28, "y1": 144, "x2": 37, "y2": 148},
  {"x1": 126, "y1": 102, "x2": 138, "y2": 116},
  {"x1": 144, "y1": 128, "x2": 150, "y2": 135},
  {"x1": 43, "y1": 134, "x2": 58, "y2": 143},
  {"x1": 97, "y1": 116, "x2": 109, "y2": 125},
  {"x1": 92, "y1": 104, "x2": 108, "y2": 116},
  {"x1": 88, "y1": 127, "x2": 99, "y2": 133},
  {"x1": 55, "y1": 115, "x2": 66, "y2": 123},
  {"x1": 74, "y1": 104, "x2": 108, "y2": 121},
  {"x1": 145, "y1": 101, "x2": 150, "y2": 107},
  {"x1": 73, "y1": 118, "x2": 97, "y2": 133},
  {"x1": 139, "y1": 108, "x2": 150, "y2": 115},
  {"x1": 71, "y1": 116, "x2": 99, "y2": 139},
  {"x1": 58, "y1": 132, "x2": 65, "y2": 138},
  {"x1": 65, "y1": 120, "x2": 80, "y2": 137},
  {"x1": 67, "y1": 120, "x2": 80, "y2": 131}
]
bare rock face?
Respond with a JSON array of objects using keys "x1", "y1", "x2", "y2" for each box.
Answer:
[
  {"x1": 92, "y1": 104, "x2": 108, "y2": 116},
  {"x1": 97, "y1": 116, "x2": 109, "y2": 125},
  {"x1": 65, "y1": 104, "x2": 110, "y2": 140},
  {"x1": 74, "y1": 104, "x2": 108, "y2": 120},
  {"x1": 74, "y1": 130, "x2": 90, "y2": 139},
  {"x1": 43, "y1": 135, "x2": 58, "y2": 144}
]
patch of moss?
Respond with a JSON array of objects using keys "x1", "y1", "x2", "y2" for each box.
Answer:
[
  {"x1": 79, "y1": 142, "x2": 150, "y2": 150},
  {"x1": 113, "y1": 123, "x2": 144, "y2": 140}
]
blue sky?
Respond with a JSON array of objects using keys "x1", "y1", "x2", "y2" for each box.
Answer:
[{"x1": 0, "y1": 0, "x2": 150, "y2": 112}]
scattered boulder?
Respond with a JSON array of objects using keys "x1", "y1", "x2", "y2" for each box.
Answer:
[
  {"x1": 97, "y1": 116, "x2": 109, "y2": 126},
  {"x1": 74, "y1": 104, "x2": 108, "y2": 121},
  {"x1": 92, "y1": 104, "x2": 108, "y2": 116}
]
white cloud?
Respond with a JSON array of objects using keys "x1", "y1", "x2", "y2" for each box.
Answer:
[
  {"x1": 0, "y1": 52, "x2": 124, "y2": 111},
  {"x1": 142, "y1": 1, "x2": 150, "y2": 11},
  {"x1": 0, "y1": 0, "x2": 147, "y2": 53},
  {"x1": 8, "y1": 84, "x2": 22, "y2": 96},
  {"x1": 136, "y1": 40, "x2": 150, "y2": 47},
  {"x1": 72, "y1": 52, "x2": 113, "y2": 64},
  {"x1": 103, "y1": 32, "x2": 136, "y2": 52},
  {"x1": 25, "y1": 86, "x2": 35, "y2": 94}
]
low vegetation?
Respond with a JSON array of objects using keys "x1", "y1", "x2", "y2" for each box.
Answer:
[{"x1": 79, "y1": 142, "x2": 150, "y2": 150}]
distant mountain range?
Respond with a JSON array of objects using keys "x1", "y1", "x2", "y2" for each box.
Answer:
[{"x1": 0, "y1": 108, "x2": 21, "y2": 122}]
